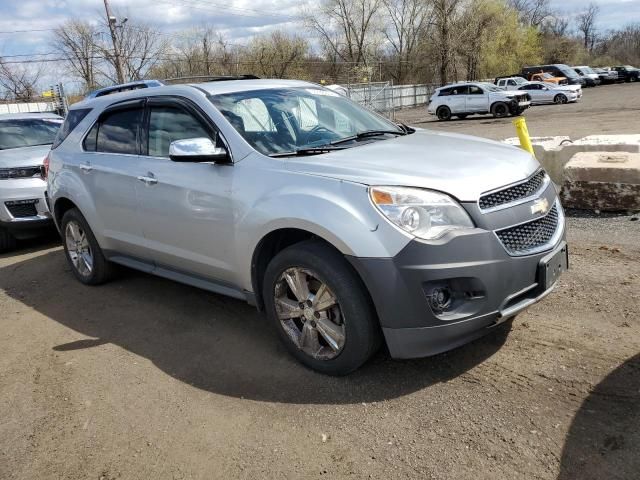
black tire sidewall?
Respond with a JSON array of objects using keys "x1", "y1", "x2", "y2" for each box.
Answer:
[
  {"x1": 437, "y1": 106, "x2": 451, "y2": 121},
  {"x1": 492, "y1": 103, "x2": 508, "y2": 117},
  {"x1": 61, "y1": 208, "x2": 112, "y2": 285},
  {"x1": 263, "y1": 241, "x2": 380, "y2": 375}
]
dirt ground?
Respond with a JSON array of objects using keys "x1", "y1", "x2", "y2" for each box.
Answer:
[
  {"x1": 0, "y1": 214, "x2": 638, "y2": 479},
  {"x1": 396, "y1": 82, "x2": 640, "y2": 141},
  {"x1": 1, "y1": 81, "x2": 639, "y2": 479}
]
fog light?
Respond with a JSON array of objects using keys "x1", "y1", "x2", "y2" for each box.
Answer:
[{"x1": 429, "y1": 287, "x2": 452, "y2": 313}]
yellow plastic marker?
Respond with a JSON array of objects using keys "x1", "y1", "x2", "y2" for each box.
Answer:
[{"x1": 513, "y1": 117, "x2": 534, "y2": 155}]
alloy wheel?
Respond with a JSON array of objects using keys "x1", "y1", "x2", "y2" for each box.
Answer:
[
  {"x1": 274, "y1": 267, "x2": 346, "y2": 360},
  {"x1": 65, "y1": 220, "x2": 93, "y2": 277}
]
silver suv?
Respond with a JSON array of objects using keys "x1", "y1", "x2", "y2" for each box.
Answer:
[
  {"x1": 47, "y1": 79, "x2": 567, "y2": 375},
  {"x1": 0, "y1": 113, "x2": 62, "y2": 251}
]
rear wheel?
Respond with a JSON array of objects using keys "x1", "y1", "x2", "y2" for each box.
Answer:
[
  {"x1": 263, "y1": 240, "x2": 381, "y2": 375},
  {"x1": 554, "y1": 94, "x2": 568, "y2": 104},
  {"x1": 491, "y1": 102, "x2": 509, "y2": 118},
  {"x1": 61, "y1": 208, "x2": 115, "y2": 285},
  {"x1": 436, "y1": 106, "x2": 452, "y2": 121},
  {"x1": 0, "y1": 227, "x2": 17, "y2": 253}
]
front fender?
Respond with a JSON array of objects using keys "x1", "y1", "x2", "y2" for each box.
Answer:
[{"x1": 234, "y1": 176, "x2": 411, "y2": 291}]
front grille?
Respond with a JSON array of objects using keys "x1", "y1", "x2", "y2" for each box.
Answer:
[
  {"x1": 495, "y1": 204, "x2": 559, "y2": 255},
  {"x1": 479, "y1": 170, "x2": 547, "y2": 210},
  {"x1": 5, "y1": 201, "x2": 38, "y2": 218}
]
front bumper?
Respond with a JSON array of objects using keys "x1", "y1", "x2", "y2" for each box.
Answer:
[
  {"x1": 348, "y1": 185, "x2": 566, "y2": 359},
  {"x1": 0, "y1": 178, "x2": 53, "y2": 239}
]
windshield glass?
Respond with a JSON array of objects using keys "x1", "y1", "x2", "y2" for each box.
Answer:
[
  {"x1": 557, "y1": 66, "x2": 579, "y2": 78},
  {"x1": 0, "y1": 118, "x2": 62, "y2": 150},
  {"x1": 581, "y1": 67, "x2": 595, "y2": 74},
  {"x1": 480, "y1": 83, "x2": 501, "y2": 92},
  {"x1": 208, "y1": 87, "x2": 401, "y2": 156}
]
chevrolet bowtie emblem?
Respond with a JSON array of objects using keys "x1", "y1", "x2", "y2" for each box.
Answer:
[{"x1": 531, "y1": 198, "x2": 550, "y2": 215}]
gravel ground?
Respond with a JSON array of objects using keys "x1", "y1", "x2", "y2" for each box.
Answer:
[
  {"x1": 396, "y1": 82, "x2": 640, "y2": 141},
  {"x1": 1, "y1": 212, "x2": 638, "y2": 480}
]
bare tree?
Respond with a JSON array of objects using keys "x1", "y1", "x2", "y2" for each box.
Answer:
[
  {"x1": 306, "y1": 0, "x2": 382, "y2": 65},
  {"x1": 432, "y1": 0, "x2": 464, "y2": 84},
  {"x1": 0, "y1": 60, "x2": 43, "y2": 100},
  {"x1": 507, "y1": 0, "x2": 551, "y2": 27},
  {"x1": 576, "y1": 3, "x2": 599, "y2": 50},
  {"x1": 244, "y1": 32, "x2": 310, "y2": 78},
  {"x1": 543, "y1": 14, "x2": 570, "y2": 37},
  {"x1": 96, "y1": 13, "x2": 168, "y2": 82},
  {"x1": 53, "y1": 20, "x2": 99, "y2": 91},
  {"x1": 381, "y1": 0, "x2": 432, "y2": 82}
]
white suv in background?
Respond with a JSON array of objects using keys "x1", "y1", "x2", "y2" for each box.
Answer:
[{"x1": 428, "y1": 82, "x2": 531, "y2": 121}]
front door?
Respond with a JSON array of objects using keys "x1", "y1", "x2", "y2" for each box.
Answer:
[
  {"x1": 134, "y1": 98, "x2": 237, "y2": 283},
  {"x1": 465, "y1": 85, "x2": 487, "y2": 112}
]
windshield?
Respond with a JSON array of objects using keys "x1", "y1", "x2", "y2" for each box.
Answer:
[
  {"x1": 208, "y1": 87, "x2": 401, "y2": 156},
  {"x1": 557, "y1": 66, "x2": 579, "y2": 78},
  {"x1": 481, "y1": 83, "x2": 502, "y2": 92},
  {"x1": 581, "y1": 67, "x2": 595, "y2": 74},
  {"x1": 0, "y1": 118, "x2": 62, "y2": 150}
]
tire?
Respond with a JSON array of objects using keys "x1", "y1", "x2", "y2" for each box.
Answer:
[
  {"x1": 263, "y1": 240, "x2": 381, "y2": 375},
  {"x1": 61, "y1": 208, "x2": 115, "y2": 285},
  {"x1": 554, "y1": 94, "x2": 568, "y2": 105},
  {"x1": 436, "y1": 106, "x2": 452, "y2": 121},
  {"x1": 456, "y1": 114, "x2": 468, "y2": 119},
  {"x1": 491, "y1": 102, "x2": 509, "y2": 118},
  {"x1": 0, "y1": 227, "x2": 17, "y2": 253}
]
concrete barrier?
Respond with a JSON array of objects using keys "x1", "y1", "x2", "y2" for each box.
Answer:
[
  {"x1": 504, "y1": 135, "x2": 640, "y2": 185},
  {"x1": 560, "y1": 152, "x2": 640, "y2": 211}
]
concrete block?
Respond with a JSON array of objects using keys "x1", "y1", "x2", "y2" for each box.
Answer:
[{"x1": 561, "y1": 152, "x2": 640, "y2": 211}]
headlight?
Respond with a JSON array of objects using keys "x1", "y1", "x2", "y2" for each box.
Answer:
[{"x1": 370, "y1": 186, "x2": 474, "y2": 240}]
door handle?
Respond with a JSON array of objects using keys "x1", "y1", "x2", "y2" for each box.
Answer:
[
  {"x1": 137, "y1": 175, "x2": 158, "y2": 185},
  {"x1": 79, "y1": 163, "x2": 92, "y2": 173}
]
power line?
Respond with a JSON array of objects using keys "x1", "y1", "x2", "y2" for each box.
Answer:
[{"x1": 0, "y1": 28, "x2": 55, "y2": 34}]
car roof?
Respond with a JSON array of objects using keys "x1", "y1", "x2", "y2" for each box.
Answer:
[
  {"x1": 71, "y1": 79, "x2": 320, "y2": 111},
  {"x1": 86, "y1": 80, "x2": 165, "y2": 98},
  {"x1": 0, "y1": 112, "x2": 63, "y2": 121}
]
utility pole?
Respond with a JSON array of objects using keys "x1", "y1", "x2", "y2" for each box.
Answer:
[{"x1": 103, "y1": 0, "x2": 125, "y2": 84}]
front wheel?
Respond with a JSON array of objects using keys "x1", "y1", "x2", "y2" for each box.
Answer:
[
  {"x1": 491, "y1": 102, "x2": 509, "y2": 118},
  {"x1": 436, "y1": 106, "x2": 452, "y2": 121},
  {"x1": 263, "y1": 240, "x2": 381, "y2": 375},
  {"x1": 554, "y1": 94, "x2": 568, "y2": 104}
]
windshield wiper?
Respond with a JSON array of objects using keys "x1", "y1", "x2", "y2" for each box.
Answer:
[
  {"x1": 329, "y1": 129, "x2": 405, "y2": 146},
  {"x1": 269, "y1": 146, "x2": 349, "y2": 157}
]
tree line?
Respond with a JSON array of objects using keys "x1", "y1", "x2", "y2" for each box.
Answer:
[{"x1": 1, "y1": 0, "x2": 639, "y2": 99}]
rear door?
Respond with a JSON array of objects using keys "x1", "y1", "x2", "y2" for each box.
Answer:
[
  {"x1": 80, "y1": 100, "x2": 148, "y2": 258},
  {"x1": 133, "y1": 96, "x2": 237, "y2": 283},
  {"x1": 442, "y1": 86, "x2": 467, "y2": 113},
  {"x1": 465, "y1": 85, "x2": 487, "y2": 112}
]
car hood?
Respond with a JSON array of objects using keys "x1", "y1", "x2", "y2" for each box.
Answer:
[
  {"x1": 286, "y1": 130, "x2": 539, "y2": 201},
  {"x1": 0, "y1": 145, "x2": 51, "y2": 168}
]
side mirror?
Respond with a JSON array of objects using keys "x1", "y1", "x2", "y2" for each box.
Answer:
[{"x1": 169, "y1": 137, "x2": 229, "y2": 163}]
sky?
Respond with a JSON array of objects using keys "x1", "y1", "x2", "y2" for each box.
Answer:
[{"x1": 0, "y1": 0, "x2": 638, "y2": 89}]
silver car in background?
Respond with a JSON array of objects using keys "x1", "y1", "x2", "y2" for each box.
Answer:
[
  {"x1": 47, "y1": 79, "x2": 567, "y2": 375},
  {"x1": 516, "y1": 81, "x2": 581, "y2": 104},
  {"x1": 0, "y1": 113, "x2": 62, "y2": 251}
]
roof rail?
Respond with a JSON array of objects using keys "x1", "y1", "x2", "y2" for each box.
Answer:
[
  {"x1": 162, "y1": 75, "x2": 260, "y2": 85},
  {"x1": 85, "y1": 80, "x2": 165, "y2": 99}
]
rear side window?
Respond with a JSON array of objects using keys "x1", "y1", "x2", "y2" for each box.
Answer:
[
  {"x1": 52, "y1": 108, "x2": 91, "y2": 149},
  {"x1": 86, "y1": 108, "x2": 143, "y2": 155},
  {"x1": 438, "y1": 88, "x2": 452, "y2": 96}
]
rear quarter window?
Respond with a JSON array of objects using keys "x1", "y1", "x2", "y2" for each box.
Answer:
[{"x1": 52, "y1": 108, "x2": 91, "y2": 149}]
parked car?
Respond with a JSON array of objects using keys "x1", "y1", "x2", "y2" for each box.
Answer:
[
  {"x1": 522, "y1": 64, "x2": 584, "y2": 86},
  {"x1": 428, "y1": 82, "x2": 531, "y2": 120},
  {"x1": 529, "y1": 72, "x2": 568, "y2": 85},
  {"x1": 572, "y1": 66, "x2": 601, "y2": 86},
  {"x1": 516, "y1": 81, "x2": 581, "y2": 104},
  {"x1": 47, "y1": 79, "x2": 567, "y2": 375},
  {"x1": 611, "y1": 65, "x2": 640, "y2": 82},
  {"x1": 495, "y1": 76, "x2": 528, "y2": 89},
  {"x1": 593, "y1": 67, "x2": 618, "y2": 84},
  {"x1": 0, "y1": 113, "x2": 63, "y2": 251}
]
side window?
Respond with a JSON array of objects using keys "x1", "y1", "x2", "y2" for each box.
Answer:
[
  {"x1": 438, "y1": 88, "x2": 451, "y2": 96},
  {"x1": 451, "y1": 86, "x2": 468, "y2": 95},
  {"x1": 52, "y1": 108, "x2": 91, "y2": 149},
  {"x1": 148, "y1": 106, "x2": 212, "y2": 157},
  {"x1": 95, "y1": 108, "x2": 143, "y2": 155},
  {"x1": 83, "y1": 122, "x2": 98, "y2": 151},
  {"x1": 468, "y1": 85, "x2": 483, "y2": 95},
  {"x1": 508, "y1": 80, "x2": 515, "y2": 86}
]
